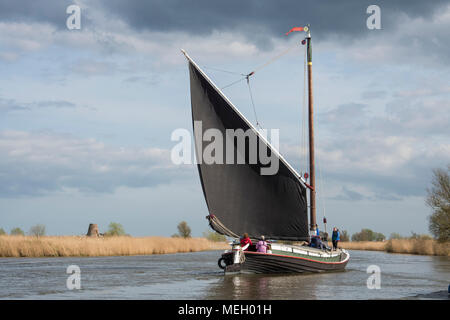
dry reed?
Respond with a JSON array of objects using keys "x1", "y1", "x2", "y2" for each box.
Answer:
[
  {"x1": 339, "y1": 240, "x2": 449, "y2": 256},
  {"x1": 1, "y1": 236, "x2": 447, "y2": 258},
  {"x1": 385, "y1": 239, "x2": 449, "y2": 256},
  {"x1": 0, "y1": 235, "x2": 229, "y2": 258},
  {"x1": 338, "y1": 241, "x2": 386, "y2": 251}
]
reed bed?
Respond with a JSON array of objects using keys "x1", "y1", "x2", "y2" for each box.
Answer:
[
  {"x1": 0, "y1": 235, "x2": 229, "y2": 258},
  {"x1": 339, "y1": 240, "x2": 449, "y2": 256},
  {"x1": 1, "y1": 236, "x2": 447, "y2": 257},
  {"x1": 338, "y1": 241, "x2": 386, "y2": 251},
  {"x1": 385, "y1": 239, "x2": 449, "y2": 256}
]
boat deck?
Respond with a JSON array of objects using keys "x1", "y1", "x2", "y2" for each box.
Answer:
[{"x1": 269, "y1": 243, "x2": 347, "y2": 261}]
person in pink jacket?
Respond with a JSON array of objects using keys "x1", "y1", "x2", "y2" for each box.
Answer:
[{"x1": 256, "y1": 235, "x2": 269, "y2": 253}]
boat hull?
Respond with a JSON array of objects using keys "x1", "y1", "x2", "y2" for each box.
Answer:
[{"x1": 222, "y1": 247, "x2": 349, "y2": 274}]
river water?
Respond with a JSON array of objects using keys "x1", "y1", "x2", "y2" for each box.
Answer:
[{"x1": 0, "y1": 250, "x2": 448, "y2": 300}]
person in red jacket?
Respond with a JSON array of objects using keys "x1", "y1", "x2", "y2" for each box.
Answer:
[{"x1": 240, "y1": 233, "x2": 252, "y2": 251}]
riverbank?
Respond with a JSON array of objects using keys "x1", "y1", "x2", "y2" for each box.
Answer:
[
  {"x1": 338, "y1": 239, "x2": 449, "y2": 256},
  {"x1": 2, "y1": 235, "x2": 448, "y2": 258},
  {"x1": 0, "y1": 235, "x2": 229, "y2": 258}
]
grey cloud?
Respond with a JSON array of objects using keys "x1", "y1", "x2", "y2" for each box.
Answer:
[
  {"x1": 0, "y1": 130, "x2": 192, "y2": 197},
  {"x1": 332, "y1": 186, "x2": 365, "y2": 201},
  {"x1": 361, "y1": 90, "x2": 387, "y2": 100},
  {"x1": 372, "y1": 192, "x2": 402, "y2": 201},
  {"x1": 2, "y1": 1, "x2": 448, "y2": 44},
  {"x1": 2, "y1": 0, "x2": 449, "y2": 69},
  {"x1": 318, "y1": 103, "x2": 370, "y2": 133},
  {"x1": 393, "y1": 87, "x2": 450, "y2": 98},
  {"x1": 320, "y1": 94, "x2": 450, "y2": 138},
  {"x1": 97, "y1": 0, "x2": 448, "y2": 43},
  {"x1": 69, "y1": 59, "x2": 117, "y2": 76},
  {"x1": 385, "y1": 98, "x2": 450, "y2": 136},
  {"x1": 34, "y1": 100, "x2": 76, "y2": 108},
  {"x1": 123, "y1": 75, "x2": 160, "y2": 86},
  {"x1": 325, "y1": 168, "x2": 426, "y2": 200},
  {"x1": 0, "y1": 0, "x2": 74, "y2": 27},
  {"x1": 0, "y1": 97, "x2": 31, "y2": 112},
  {"x1": 0, "y1": 97, "x2": 77, "y2": 113},
  {"x1": 294, "y1": 92, "x2": 450, "y2": 199}
]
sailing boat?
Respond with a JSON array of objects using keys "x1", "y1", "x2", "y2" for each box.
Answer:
[{"x1": 182, "y1": 25, "x2": 349, "y2": 274}]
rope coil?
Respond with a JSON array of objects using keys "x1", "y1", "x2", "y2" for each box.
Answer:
[
  {"x1": 239, "y1": 250, "x2": 246, "y2": 263},
  {"x1": 206, "y1": 214, "x2": 239, "y2": 239}
]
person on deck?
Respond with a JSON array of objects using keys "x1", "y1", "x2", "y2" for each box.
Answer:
[
  {"x1": 240, "y1": 233, "x2": 252, "y2": 251},
  {"x1": 310, "y1": 236, "x2": 319, "y2": 248},
  {"x1": 332, "y1": 227, "x2": 340, "y2": 251},
  {"x1": 310, "y1": 234, "x2": 329, "y2": 250},
  {"x1": 256, "y1": 235, "x2": 269, "y2": 253},
  {"x1": 315, "y1": 224, "x2": 320, "y2": 236}
]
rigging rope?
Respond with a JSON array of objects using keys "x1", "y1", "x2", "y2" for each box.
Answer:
[
  {"x1": 246, "y1": 75, "x2": 261, "y2": 128},
  {"x1": 203, "y1": 66, "x2": 246, "y2": 77},
  {"x1": 220, "y1": 77, "x2": 246, "y2": 90},
  {"x1": 317, "y1": 150, "x2": 327, "y2": 230},
  {"x1": 250, "y1": 43, "x2": 299, "y2": 75},
  {"x1": 207, "y1": 43, "x2": 301, "y2": 127}
]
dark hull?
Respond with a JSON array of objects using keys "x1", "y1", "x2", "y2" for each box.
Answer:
[{"x1": 223, "y1": 250, "x2": 349, "y2": 274}]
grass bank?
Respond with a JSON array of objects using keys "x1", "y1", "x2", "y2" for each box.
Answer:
[
  {"x1": 338, "y1": 239, "x2": 449, "y2": 256},
  {"x1": 0, "y1": 235, "x2": 229, "y2": 258}
]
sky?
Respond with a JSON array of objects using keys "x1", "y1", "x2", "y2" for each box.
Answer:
[{"x1": 0, "y1": 0, "x2": 449, "y2": 238}]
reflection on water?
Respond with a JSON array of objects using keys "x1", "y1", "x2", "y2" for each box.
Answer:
[
  {"x1": 209, "y1": 274, "x2": 320, "y2": 300},
  {"x1": 0, "y1": 250, "x2": 448, "y2": 300}
]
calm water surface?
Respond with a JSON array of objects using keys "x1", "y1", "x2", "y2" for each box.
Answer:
[{"x1": 0, "y1": 250, "x2": 448, "y2": 299}]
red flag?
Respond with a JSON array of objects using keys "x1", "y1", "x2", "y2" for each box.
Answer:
[{"x1": 285, "y1": 27, "x2": 304, "y2": 36}]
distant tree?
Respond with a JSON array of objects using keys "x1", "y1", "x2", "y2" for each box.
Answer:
[
  {"x1": 29, "y1": 224, "x2": 46, "y2": 237},
  {"x1": 351, "y1": 228, "x2": 385, "y2": 242},
  {"x1": 10, "y1": 227, "x2": 25, "y2": 236},
  {"x1": 340, "y1": 230, "x2": 350, "y2": 242},
  {"x1": 389, "y1": 232, "x2": 404, "y2": 240},
  {"x1": 105, "y1": 222, "x2": 126, "y2": 236},
  {"x1": 351, "y1": 229, "x2": 372, "y2": 241},
  {"x1": 409, "y1": 232, "x2": 433, "y2": 241},
  {"x1": 426, "y1": 165, "x2": 450, "y2": 242},
  {"x1": 203, "y1": 230, "x2": 226, "y2": 242},
  {"x1": 177, "y1": 221, "x2": 191, "y2": 238},
  {"x1": 374, "y1": 232, "x2": 386, "y2": 242},
  {"x1": 0, "y1": 228, "x2": 6, "y2": 235}
]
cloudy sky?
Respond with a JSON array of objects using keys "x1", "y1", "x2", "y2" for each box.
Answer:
[{"x1": 1, "y1": 0, "x2": 449, "y2": 237}]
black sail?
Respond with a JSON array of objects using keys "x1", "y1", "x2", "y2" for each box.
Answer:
[{"x1": 187, "y1": 56, "x2": 309, "y2": 241}]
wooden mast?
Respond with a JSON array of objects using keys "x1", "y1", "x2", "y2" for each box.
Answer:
[{"x1": 305, "y1": 26, "x2": 316, "y2": 234}]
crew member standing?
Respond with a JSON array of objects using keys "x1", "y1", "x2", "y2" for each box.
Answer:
[{"x1": 332, "y1": 227, "x2": 340, "y2": 251}]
